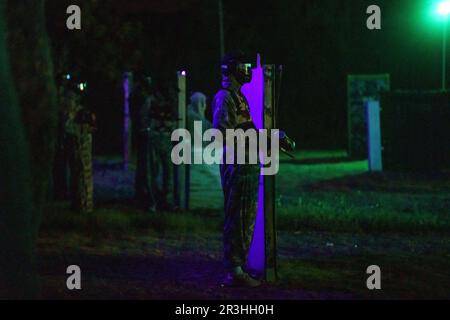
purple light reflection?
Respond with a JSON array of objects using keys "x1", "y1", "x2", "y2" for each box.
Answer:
[
  {"x1": 123, "y1": 72, "x2": 131, "y2": 171},
  {"x1": 241, "y1": 54, "x2": 265, "y2": 276}
]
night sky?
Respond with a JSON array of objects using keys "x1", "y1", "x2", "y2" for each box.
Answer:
[{"x1": 46, "y1": 0, "x2": 447, "y2": 152}]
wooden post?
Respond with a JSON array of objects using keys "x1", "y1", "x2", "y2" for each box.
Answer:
[{"x1": 263, "y1": 65, "x2": 277, "y2": 282}]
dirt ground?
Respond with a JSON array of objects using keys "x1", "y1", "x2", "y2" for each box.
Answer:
[
  {"x1": 38, "y1": 227, "x2": 450, "y2": 299},
  {"x1": 38, "y1": 232, "x2": 350, "y2": 300}
]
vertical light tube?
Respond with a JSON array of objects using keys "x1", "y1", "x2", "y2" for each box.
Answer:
[{"x1": 242, "y1": 55, "x2": 265, "y2": 276}]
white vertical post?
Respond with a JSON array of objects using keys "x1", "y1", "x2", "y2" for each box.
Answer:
[{"x1": 365, "y1": 100, "x2": 383, "y2": 172}]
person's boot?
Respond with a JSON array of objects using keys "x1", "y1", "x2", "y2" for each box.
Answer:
[{"x1": 222, "y1": 267, "x2": 261, "y2": 288}]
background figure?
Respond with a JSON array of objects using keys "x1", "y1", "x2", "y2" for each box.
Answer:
[
  {"x1": 132, "y1": 75, "x2": 156, "y2": 212},
  {"x1": 148, "y1": 81, "x2": 179, "y2": 211},
  {"x1": 64, "y1": 88, "x2": 95, "y2": 213},
  {"x1": 188, "y1": 92, "x2": 212, "y2": 142},
  {"x1": 75, "y1": 108, "x2": 96, "y2": 213},
  {"x1": 52, "y1": 85, "x2": 70, "y2": 200}
]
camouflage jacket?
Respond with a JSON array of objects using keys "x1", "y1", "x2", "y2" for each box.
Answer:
[
  {"x1": 212, "y1": 76, "x2": 255, "y2": 134},
  {"x1": 212, "y1": 76, "x2": 258, "y2": 165}
]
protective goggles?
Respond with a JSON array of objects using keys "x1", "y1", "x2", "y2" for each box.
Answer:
[
  {"x1": 221, "y1": 62, "x2": 253, "y2": 75},
  {"x1": 236, "y1": 63, "x2": 253, "y2": 76}
]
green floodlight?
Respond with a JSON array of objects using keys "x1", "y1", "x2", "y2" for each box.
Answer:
[
  {"x1": 437, "y1": 1, "x2": 450, "y2": 17},
  {"x1": 435, "y1": 1, "x2": 450, "y2": 90}
]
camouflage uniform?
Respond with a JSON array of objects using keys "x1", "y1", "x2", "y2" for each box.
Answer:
[
  {"x1": 212, "y1": 76, "x2": 260, "y2": 271},
  {"x1": 65, "y1": 104, "x2": 94, "y2": 213},
  {"x1": 133, "y1": 89, "x2": 156, "y2": 210},
  {"x1": 76, "y1": 119, "x2": 94, "y2": 213},
  {"x1": 147, "y1": 88, "x2": 178, "y2": 210},
  {"x1": 148, "y1": 130, "x2": 174, "y2": 209},
  {"x1": 53, "y1": 107, "x2": 70, "y2": 200}
]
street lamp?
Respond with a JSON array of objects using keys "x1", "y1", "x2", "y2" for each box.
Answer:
[{"x1": 437, "y1": 1, "x2": 450, "y2": 90}]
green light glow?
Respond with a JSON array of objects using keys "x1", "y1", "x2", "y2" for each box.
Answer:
[{"x1": 437, "y1": 1, "x2": 450, "y2": 16}]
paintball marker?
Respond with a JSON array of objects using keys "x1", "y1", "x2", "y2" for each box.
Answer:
[{"x1": 276, "y1": 130, "x2": 296, "y2": 158}]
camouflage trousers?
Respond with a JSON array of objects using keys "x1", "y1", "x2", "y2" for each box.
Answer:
[
  {"x1": 135, "y1": 130, "x2": 155, "y2": 209},
  {"x1": 148, "y1": 131, "x2": 174, "y2": 210},
  {"x1": 69, "y1": 131, "x2": 93, "y2": 213},
  {"x1": 220, "y1": 163, "x2": 260, "y2": 271}
]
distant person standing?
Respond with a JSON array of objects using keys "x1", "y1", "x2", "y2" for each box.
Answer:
[
  {"x1": 131, "y1": 74, "x2": 156, "y2": 212},
  {"x1": 188, "y1": 92, "x2": 212, "y2": 143},
  {"x1": 75, "y1": 107, "x2": 96, "y2": 213},
  {"x1": 64, "y1": 84, "x2": 96, "y2": 213},
  {"x1": 148, "y1": 81, "x2": 179, "y2": 211},
  {"x1": 53, "y1": 82, "x2": 70, "y2": 200}
]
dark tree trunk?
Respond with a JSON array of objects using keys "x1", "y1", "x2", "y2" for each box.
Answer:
[
  {"x1": 0, "y1": 2, "x2": 36, "y2": 299},
  {"x1": 0, "y1": 0, "x2": 57, "y2": 298},
  {"x1": 6, "y1": 0, "x2": 58, "y2": 229}
]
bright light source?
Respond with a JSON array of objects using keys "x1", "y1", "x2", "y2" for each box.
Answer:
[
  {"x1": 437, "y1": 1, "x2": 450, "y2": 17},
  {"x1": 181, "y1": 71, "x2": 186, "y2": 76}
]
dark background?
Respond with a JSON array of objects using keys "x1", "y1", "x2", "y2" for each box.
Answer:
[{"x1": 45, "y1": 0, "x2": 445, "y2": 154}]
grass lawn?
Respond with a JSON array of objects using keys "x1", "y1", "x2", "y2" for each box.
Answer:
[{"x1": 38, "y1": 150, "x2": 450, "y2": 299}]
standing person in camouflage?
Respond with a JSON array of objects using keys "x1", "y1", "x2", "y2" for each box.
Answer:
[
  {"x1": 64, "y1": 85, "x2": 96, "y2": 213},
  {"x1": 53, "y1": 83, "x2": 70, "y2": 200},
  {"x1": 212, "y1": 51, "x2": 261, "y2": 287},
  {"x1": 148, "y1": 81, "x2": 179, "y2": 211},
  {"x1": 132, "y1": 74, "x2": 156, "y2": 212},
  {"x1": 74, "y1": 107, "x2": 96, "y2": 213}
]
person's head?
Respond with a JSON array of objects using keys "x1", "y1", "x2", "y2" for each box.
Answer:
[
  {"x1": 60, "y1": 73, "x2": 86, "y2": 109},
  {"x1": 221, "y1": 51, "x2": 254, "y2": 85},
  {"x1": 63, "y1": 89, "x2": 81, "y2": 113},
  {"x1": 189, "y1": 92, "x2": 207, "y2": 115},
  {"x1": 144, "y1": 75, "x2": 152, "y2": 87},
  {"x1": 135, "y1": 73, "x2": 153, "y2": 94}
]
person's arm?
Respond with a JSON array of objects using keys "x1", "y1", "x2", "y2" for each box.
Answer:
[{"x1": 212, "y1": 90, "x2": 236, "y2": 134}]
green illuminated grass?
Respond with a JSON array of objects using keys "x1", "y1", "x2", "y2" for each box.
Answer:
[
  {"x1": 278, "y1": 253, "x2": 450, "y2": 299},
  {"x1": 277, "y1": 192, "x2": 450, "y2": 234},
  {"x1": 43, "y1": 150, "x2": 450, "y2": 235},
  {"x1": 40, "y1": 203, "x2": 221, "y2": 238},
  {"x1": 37, "y1": 151, "x2": 450, "y2": 299}
]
